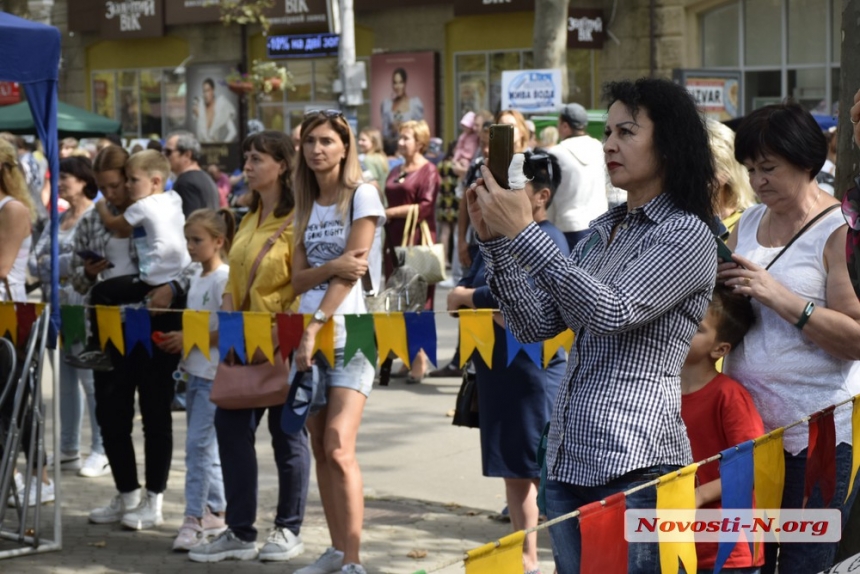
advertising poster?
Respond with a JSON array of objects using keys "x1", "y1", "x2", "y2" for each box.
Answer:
[
  {"x1": 185, "y1": 63, "x2": 240, "y2": 144},
  {"x1": 501, "y1": 69, "x2": 563, "y2": 114},
  {"x1": 370, "y1": 52, "x2": 437, "y2": 146},
  {"x1": 674, "y1": 69, "x2": 742, "y2": 121}
]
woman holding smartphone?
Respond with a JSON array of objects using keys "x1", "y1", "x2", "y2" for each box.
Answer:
[{"x1": 290, "y1": 110, "x2": 385, "y2": 574}]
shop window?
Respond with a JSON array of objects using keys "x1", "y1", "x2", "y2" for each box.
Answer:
[
  {"x1": 567, "y1": 51, "x2": 595, "y2": 109},
  {"x1": 286, "y1": 60, "x2": 313, "y2": 102},
  {"x1": 788, "y1": 0, "x2": 826, "y2": 64},
  {"x1": 93, "y1": 68, "x2": 190, "y2": 138},
  {"x1": 490, "y1": 52, "x2": 522, "y2": 112},
  {"x1": 702, "y1": 3, "x2": 739, "y2": 68},
  {"x1": 139, "y1": 70, "x2": 163, "y2": 137},
  {"x1": 313, "y1": 58, "x2": 339, "y2": 103},
  {"x1": 745, "y1": 70, "x2": 781, "y2": 112},
  {"x1": 92, "y1": 72, "x2": 116, "y2": 120},
  {"x1": 744, "y1": 0, "x2": 781, "y2": 67},
  {"x1": 789, "y1": 68, "x2": 827, "y2": 111}
]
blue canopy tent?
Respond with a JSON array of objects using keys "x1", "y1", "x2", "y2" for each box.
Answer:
[{"x1": 0, "y1": 10, "x2": 62, "y2": 558}]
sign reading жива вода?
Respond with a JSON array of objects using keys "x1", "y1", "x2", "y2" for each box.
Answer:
[{"x1": 501, "y1": 69, "x2": 562, "y2": 114}]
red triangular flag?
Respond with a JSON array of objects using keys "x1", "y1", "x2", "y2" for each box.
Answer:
[
  {"x1": 580, "y1": 492, "x2": 628, "y2": 574},
  {"x1": 276, "y1": 313, "x2": 304, "y2": 362},
  {"x1": 805, "y1": 406, "x2": 836, "y2": 507},
  {"x1": 16, "y1": 303, "x2": 37, "y2": 348}
]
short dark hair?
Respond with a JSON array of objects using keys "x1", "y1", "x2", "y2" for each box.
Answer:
[
  {"x1": 603, "y1": 78, "x2": 717, "y2": 230},
  {"x1": 59, "y1": 156, "x2": 98, "y2": 200},
  {"x1": 524, "y1": 148, "x2": 561, "y2": 208},
  {"x1": 392, "y1": 67, "x2": 407, "y2": 83},
  {"x1": 734, "y1": 101, "x2": 827, "y2": 180},
  {"x1": 709, "y1": 286, "x2": 755, "y2": 349}
]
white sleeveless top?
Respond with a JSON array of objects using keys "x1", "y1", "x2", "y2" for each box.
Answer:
[
  {"x1": 0, "y1": 196, "x2": 31, "y2": 303},
  {"x1": 726, "y1": 203, "x2": 860, "y2": 454}
]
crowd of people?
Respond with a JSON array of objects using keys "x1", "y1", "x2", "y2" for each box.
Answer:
[{"x1": 1, "y1": 79, "x2": 860, "y2": 574}]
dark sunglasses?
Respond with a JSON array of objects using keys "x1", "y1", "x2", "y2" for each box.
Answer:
[
  {"x1": 163, "y1": 148, "x2": 176, "y2": 157},
  {"x1": 523, "y1": 152, "x2": 553, "y2": 185},
  {"x1": 304, "y1": 109, "x2": 344, "y2": 120}
]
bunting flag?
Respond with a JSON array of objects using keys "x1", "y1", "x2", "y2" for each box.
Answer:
[
  {"x1": 753, "y1": 428, "x2": 785, "y2": 558},
  {"x1": 303, "y1": 315, "x2": 335, "y2": 368},
  {"x1": 714, "y1": 441, "x2": 755, "y2": 574},
  {"x1": 276, "y1": 313, "x2": 304, "y2": 362},
  {"x1": 182, "y1": 310, "x2": 211, "y2": 360},
  {"x1": 404, "y1": 312, "x2": 437, "y2": 367},
  {"x1": 218, "y1": 311, "x2": 246, "y2": 364},
  {"x1": 459, "y1": 309, "x2": 494, "y2": 368},
  {"x1": 0, "y1": 302, "x2": 16, "y2": 344},
  {"x1": 805, "y1": 407, "x2": 837, "y2": 507},
  {"x1": 344, "y1": 314, "x2": 376, "y2": 367},
  {"x1": 464, "y1": 531, "x2": 525, "y2": 574},
  {"x1": 543, "y1": 329, "x2": 574, "y2": 368},
  {"x1": 579, "y1": 492, "x2": 628, "y2": 573},
  {"x1": 374, "y1": 313, "x2": 410, "y2": 368},
  {"x1": 656, "y1": 463, "x2": 698, "y2": 574},
  {"x1": 96, "y1": 305, "x2": 124, "y2": 355},
  {"x1": 505, "y1": 327, "x2": 541, "y2": 368},
  {"x1": 60, "y1": 305, "x2": 87, "y2": 349},
  {"x1": 245, "y1": 312, "x2": 274, "y2": 364},
  {"x1": 16, "y1": 303, "x2": 38, "y2": 347},
  {"x1": 123, "y1": 306, "x2": 152, "y2": 356},
  {"x1": 847, "y1": 399, "x2": 860, "y2": 503}
]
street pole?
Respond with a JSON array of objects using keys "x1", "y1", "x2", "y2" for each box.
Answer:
[{"x1": 337, "y1": 0, "x2": 359, "y2": 131}]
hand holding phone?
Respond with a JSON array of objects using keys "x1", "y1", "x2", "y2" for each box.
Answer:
[
  {"x1": 487, "y1": 124, "x2": 514, "y2": 189},
  {"x1": 77, "y1": 249, "x2": 115, "y2": 269},
  {"x1": 716, "y1": 237, "x2": 735, "y2": 264}
]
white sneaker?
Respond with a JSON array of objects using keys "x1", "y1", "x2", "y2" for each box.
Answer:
[
  {"x1": 121, "y1": 490, "x2": 164, "y2": 530},
  {"x1": 88, "y1": 489, "x2": 141, "y2": 524},
  {"x1": 294, "y1": 546, "x2": 345, "y2": 574},
  {"x1": 78, "y1": 452, "x2": 111, "y2": 478},
  {"x1": 8, "y1": 477, "x2": 54, "y2": 507},
  {"x1": 258, "y1": 525, "x2": 304, "y2": 561},
  {"x1": 47, "y1": 451, "x2": 82, "y2": 471}
]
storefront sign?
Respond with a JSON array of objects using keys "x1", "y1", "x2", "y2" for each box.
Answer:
[
  {"x1": 267, "y1": 33, "x2": 340, "y2": 59},
  {"x1": 674, "y1": 69, "x2": 742, "y2": 121},
  {"x1": 567, "y1": 9, "x2": 605, "y2": 49},
  {"x1": 164, "y1": 0, "x2": 221, "y2": 26},
  {"x1": 454, "y1": 0, "x2": 533, "y2": 16},
  {"x1": 101, "y1": 0, "x2": 164, "y2": 39},
  {"x1": 501, "y1": 69, "x2": 562, "y2": 114},
  {"x1": 68, "y1": 0, "x2": 101, "y2": 32},
  {"x1": 0, "y1": 82, "x2": 21, "y2": 106},
  {"x1": 265, "y1": 0, "x2": 332, "y2": 32}
]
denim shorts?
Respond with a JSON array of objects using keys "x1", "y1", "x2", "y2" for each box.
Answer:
[{"x1": 289, "y1": 349, "x2": 376, "y2": 399}]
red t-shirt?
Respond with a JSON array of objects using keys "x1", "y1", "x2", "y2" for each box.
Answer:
[{"x1": 681, "y1": 373, "x2": 765, "y2": 569}]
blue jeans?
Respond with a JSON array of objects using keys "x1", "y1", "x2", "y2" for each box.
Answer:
[
  {"x1": 59, "y1": 354, "x2": 103, "y2": 455},
  {"x1": 546, "y1": 465, "x2": 679, "y2": 574},
  {"x1": 762, "y1": 443, "x2": 860, "y2": 574},
  {"x1": 184, "y1": 375, "x2": 225, "y2": 517}
]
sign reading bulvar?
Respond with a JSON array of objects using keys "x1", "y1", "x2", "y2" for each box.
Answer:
[{"x1": 101, "y1": 0, "x2": 164, "y2": 39}]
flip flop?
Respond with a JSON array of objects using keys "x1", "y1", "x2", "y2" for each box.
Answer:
[{"x1": 281, "y1": 366, "x2": 320, "y2": 434}]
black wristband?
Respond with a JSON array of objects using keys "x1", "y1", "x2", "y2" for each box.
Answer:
[{"x1": 795, "y1": 301, "x2": 815, "y2": 329}]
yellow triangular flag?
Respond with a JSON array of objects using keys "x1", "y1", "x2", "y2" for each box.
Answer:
[
  {"x1": 182, "y1": 310, "x2": 211, "y2": 360},
  {"x1": 0, "y1": 302, "x2": 17, "y2": 345},
  {"x1": 245, "y1": 312, "x2": 274, "y2": 364},
  {"x1": 34, "y1": 303, "x2": 45, "y2": 317},
  {"x1": 465, "y1": 531, "x2": 525, "y2": 574},
  {"x1": 656, "y1": 463, "x2": 698, "y2": 574},
  {"x1": 753, "y1": 428, "x2": 785, "y2": 555},
  {"x1": 373, "y1": 313, "x2": 409, "y2": 368},
  {"x1": 459, "y1": 309, "x2": 494, "y2": 368},
  {"x1": 304, "y1": 314, "x2": 335, "y2": 368},
  {"x1": 543, "y1": 329, "x2": 574, "y2": 368},
  {"x1": 96, "y1": 305, "x2": 124, "y2": 355},
  {"x1": 848, "y1": 399, "x2": 860, "y2": 503}
]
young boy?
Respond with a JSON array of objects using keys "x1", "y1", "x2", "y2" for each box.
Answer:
[
  {"x1": 681, "y1": 286, "x2": 764, "y2": 572},
  {"x1": 66, "y1": 150, "x2": 190, "y2": 370}
]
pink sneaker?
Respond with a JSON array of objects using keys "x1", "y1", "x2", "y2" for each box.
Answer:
[
  {"x1": 201, "y1": 507, "x2": 227, "y2": 537},
  {"x1": 173, "y1": 516, "x2": 203, "y2": 551}
]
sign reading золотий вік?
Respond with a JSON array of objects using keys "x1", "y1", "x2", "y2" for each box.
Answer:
[
  {"x1": 501, "y1": 69, "x2": 562, "y2": 114},
  {"x1": 101, "y1": 0, "x2": 163, "y2": 39}
]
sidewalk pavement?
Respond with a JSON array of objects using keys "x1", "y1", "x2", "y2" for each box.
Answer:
[{"x1": 0, "y1": 288, "x2": 557, "y2": 573}]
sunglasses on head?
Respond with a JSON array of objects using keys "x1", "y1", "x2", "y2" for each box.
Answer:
[
  {"x1": 522, "y1": 152, "x2": 553, "y2": 185},
  {"x1": 304, "y1": 109, "x2": 344, "y2": 120}
]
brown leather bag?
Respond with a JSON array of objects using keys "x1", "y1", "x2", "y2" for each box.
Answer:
[{"x1": 210, "y1": 215, "x2": 293, "y2": 410}]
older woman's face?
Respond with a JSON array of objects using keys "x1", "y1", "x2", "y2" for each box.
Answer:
[
  {"x1": 96, "y1": 169, "x2": 130, "y2": 209},
  {"x1": 58, "y1": 172, "x2": 85, "y2": 202},
  {"x1": 603, "y1": 101, "x2": 660, "y2": 194},
  {"x1": 742, "y1": 154, "x2": 810, "y2": 207},
  {"x1": 392, "y1": 72, "x2": 406, "y2": 97},
  {"x1": 398, "y1": 128, "x2": 420, "y2": 159}
]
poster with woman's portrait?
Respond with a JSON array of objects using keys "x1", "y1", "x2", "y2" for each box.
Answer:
[
  {"x1": 370, "y1": 52, "x2": 437, "y2": 148},
  {"x1": 185, "y1": 64, "x2": 240, "y2": 144}
]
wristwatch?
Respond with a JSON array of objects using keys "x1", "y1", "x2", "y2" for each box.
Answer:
[{"x1": 312, "y1": 309, "x2": 328, "y2": 324}]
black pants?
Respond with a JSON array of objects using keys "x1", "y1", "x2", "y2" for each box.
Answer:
[
  {"x1": 215, "y1": 404, "x2": 310, "y2": 541},
  {"x1": 92, "y1": 285, "x2": 181, "y2": 494},
  {"x1": 87, "y1": 275, "x2": 157, "y2": 348}
]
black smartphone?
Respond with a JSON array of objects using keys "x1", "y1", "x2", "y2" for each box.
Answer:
[
  {"x1": 487, "y1": 124, "x2": 514, "y2": 189},
  {"x1": 76, "y1": 250, "x2": 115, "y2": 268},
  {"x1": 715, "y1": 237, "x2": 733, "y2": 263}
]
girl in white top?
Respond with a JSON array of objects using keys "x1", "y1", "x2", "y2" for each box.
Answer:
[
  {"x1": 0, "y1": 139, "x2": 35, "y2": 303},
  {"x1": 156, "y1": 208, "x2": 234, "y2": 552},
  {"x1": 291, "y1": 110, "x2": 385, "y2": 574}
]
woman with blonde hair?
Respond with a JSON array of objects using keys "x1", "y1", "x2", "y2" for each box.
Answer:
[
  {"x1": 357, "y1": 127, "x2": 389, "y2": 192},
  {"x1": 497, "y1": 109, "x2": 531, "y2": 153},
  {"x1": 707, "y1": 119, "x2": 756, "y2": 237},
  {"x1": 290, "y1": 109, "x2": 385, "y2": 574},
  {"x1": 0, "y1": 138, "x2": 35, "y2": 303}
]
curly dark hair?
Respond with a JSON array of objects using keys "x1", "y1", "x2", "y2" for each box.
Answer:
[
  {"x1": 603, "y1": 78, "x2": 717, "y2": 229},
  {"x1": 241, "y1": 130, "x2": 296, "y2": 218}
]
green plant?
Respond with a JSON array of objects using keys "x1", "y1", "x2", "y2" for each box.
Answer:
[{"x1": 220, "y1": 0, "x2": 275, "y2": 32}]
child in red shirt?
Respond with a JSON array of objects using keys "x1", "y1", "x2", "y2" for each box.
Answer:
[{"x1": 681, "y1": 286, "x2": 764, "y2": 572}]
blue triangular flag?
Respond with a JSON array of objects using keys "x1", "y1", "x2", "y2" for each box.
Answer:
[
  {"x1": 714, "y1": 440, "x2": 755, "y2": 574},
  {"x1": 123, "y1": 306, "x2": 152, "y2": 356},
  {"x1": 404, "y1": 312, "x2": 437, "y2": 367},
  {"x1": 218, "y1": 311, "x2": 246, "y2": 364},
  {"x1": 505, "y1": 327, "x2": 542, "y2": 367}
]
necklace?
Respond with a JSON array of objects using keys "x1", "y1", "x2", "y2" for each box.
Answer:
[
  {"x1": 767, "y1": 188, "x2": 821, "y2": 248},
  {"x1": 312, "y1": 200, "x2": 337, "y2": 229}
]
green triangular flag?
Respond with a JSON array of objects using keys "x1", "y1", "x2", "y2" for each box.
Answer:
[
  {"x1": 60, "y1": 305, "x2": 87, "y2": 349},
  {"x1": 343, "y1": 314, "x2": 376, "y2": 367}
]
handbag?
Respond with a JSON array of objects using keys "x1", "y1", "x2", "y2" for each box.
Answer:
[
  {"x1": 210, "y1": 215, "x2": 293, "y2": 410},
  {"x1": 394, "y1": 205, "x2": 447, "y2": 284},
  {"x1": 451, "y1": 360, "x2": 479, "y2": 428},
  {"x1": 365, "y1": 219, "x2": 427, "y2": 313}
]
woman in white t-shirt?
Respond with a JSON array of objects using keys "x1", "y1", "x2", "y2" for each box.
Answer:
[{"x1": 290, "y1": 110, "x2": 385, "y2": 574}]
